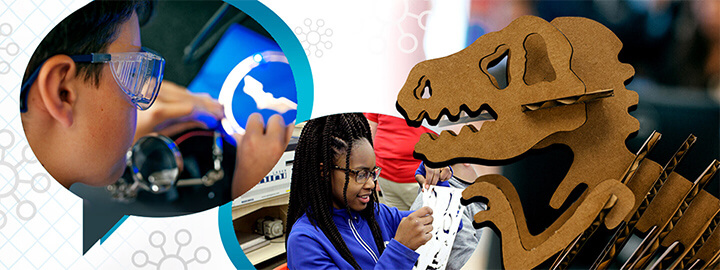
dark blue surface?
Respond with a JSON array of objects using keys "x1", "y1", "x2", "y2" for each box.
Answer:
[
  {"x1": 227, "y1": 0, "x2": 313, "y2": 124},
  {"x1": 188, "y1": 23, "x2": 297, "y2": 129}
]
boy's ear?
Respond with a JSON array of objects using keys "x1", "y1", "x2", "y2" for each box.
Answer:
[{"x1": 35, "y1": 55, "x2": 79, "y2": 128}]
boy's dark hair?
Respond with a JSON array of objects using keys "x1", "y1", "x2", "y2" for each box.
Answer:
[
  {"x1": 22, "y1": 0, "x2": 154, "y2": 87},
  {"x1": 287, "y1": 113, "x2": 385, "y2": 269}
]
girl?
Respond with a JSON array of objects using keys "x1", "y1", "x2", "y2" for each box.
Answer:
[{"x1": 286, "y1": 113, "x2": 433, "y2": 269}]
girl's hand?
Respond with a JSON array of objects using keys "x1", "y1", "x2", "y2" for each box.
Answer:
[{"x1": 394, "y1": 206, "x2": 434, "y2": 250}]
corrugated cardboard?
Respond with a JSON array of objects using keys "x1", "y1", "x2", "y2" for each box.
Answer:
[
  {"x1": 688, "y1": 219, "x2": 720, "y2": 269},
  {"x1": 661, "y1": 192, "x2": 719, "y2": 258}
]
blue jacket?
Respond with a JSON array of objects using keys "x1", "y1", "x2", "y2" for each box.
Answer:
[
  {"x1": 287, "y1": 204, "x2": 419, "y2": 269},
  {"x1": 415, "y1": 161, "x2": 452, "y2": 187}
]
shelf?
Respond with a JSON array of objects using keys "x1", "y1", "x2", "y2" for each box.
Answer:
[
  {"x1": 245, "y1": 236, "x2": 286, "y2": 265},
  {"x1": 231, "y1": 193, "x2": 290, "y2": 220},
  {"x1": 232, "y1": 194, "x2": 290, "y2": 266}
]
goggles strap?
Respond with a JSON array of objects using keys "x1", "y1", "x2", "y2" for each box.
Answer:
[
  {"x1": 69, "y1": 53, "x2": 112, "y2": 63},
  {"x1": 20, "y1": 62, "x2": 44, "y2": 113}
]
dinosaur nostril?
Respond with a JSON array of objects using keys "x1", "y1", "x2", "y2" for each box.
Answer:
[
  {"x1": 421, "y1": 86, "x2": 431, "y2": 99},
  {"x1": 421, "y1": 80, "x2": 432, "y2": 99}
]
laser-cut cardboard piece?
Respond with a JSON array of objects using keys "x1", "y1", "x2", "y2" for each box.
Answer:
[
  {"x1": 687, "y1": 216, "x2": 720, "y2": 269},
  {"x1": 534, "y1": 16, "x2": 640, "y2": 211},
  {"x1": 397, "y1": 15, "x2": 588, "y2": 164},
  {"x1": 658, "y1": 193, "x2": 719, "y2": 269},
  {"x1": 460, "y1": 175, "x2": 633, "y2": 269},
  {"x1": 521, "y1": 88, "x2": 614, "y2": 112},
  {"x1": 397, "y1": 15, "x2": 720, "y2": 269},
  {"x1": 623, "y1": 160, "x2": 720, "y2": 269}
]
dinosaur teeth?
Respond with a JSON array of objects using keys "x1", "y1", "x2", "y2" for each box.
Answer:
[
  {"x1": 460, "y1": 124, "x2": 479, "y2": 134},
  {"x1": 434, "y1": 109, "x2": 495, "y2": 127},
  {"x1": 441, "y1": 130, "x2": 458, "y2": 137},
  {"x1": 413, "y1": 103, "x2": 496, "y2": 140},
  {"x1": 420, "y1": 108, "x2": 494, "y2": 138}
]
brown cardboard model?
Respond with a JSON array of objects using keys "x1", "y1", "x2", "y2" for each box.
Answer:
[{"x1": 397, "y1": 15, "x2": 720, "y2": 269}]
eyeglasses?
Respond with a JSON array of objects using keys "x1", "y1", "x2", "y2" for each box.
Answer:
[
  {"x1": 333, "y1": 165, "x2": 382, "y2": 184},
  {"x1": 20, "y1": 47, "x2": 165, "y2": 112}
]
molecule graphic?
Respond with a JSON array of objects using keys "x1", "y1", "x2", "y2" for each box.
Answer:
[
  {"x1": 0, "y1": 130, "x2": 51, "y2": 229},
  {"x1": 395, "y1": 0, "x2": 430, "y2": 53},
  {"x1": 294, "y1": 18, "x2": 333, "y2": 58},
  {"x1": 132, "y1": 229, "x2": 211, "y2": 270},
  {"x1": 0, "y1": 23, "x2": 20, "y2": 75}
]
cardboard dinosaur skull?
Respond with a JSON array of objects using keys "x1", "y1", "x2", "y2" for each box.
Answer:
[{"x1": 397, "y1": 15, "x2": 590, "y2": 165}]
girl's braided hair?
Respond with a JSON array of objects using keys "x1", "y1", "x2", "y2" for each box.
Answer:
[{"x1": 286, "y1": 113, "x2": 384, "y2": 269}]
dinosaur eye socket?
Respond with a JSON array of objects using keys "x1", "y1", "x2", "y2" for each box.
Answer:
[{"x1": 480, "y1": 46, "x2": 510, "y2": 90}]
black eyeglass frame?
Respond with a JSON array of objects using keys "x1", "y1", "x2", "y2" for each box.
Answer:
[{"x1": 332, "y1": 165, "x2": 382, "y2": 184}]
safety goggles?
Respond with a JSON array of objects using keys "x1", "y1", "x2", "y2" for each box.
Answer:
[{"x1": 20, "y1": 47, "x2": 165, "y2": 112}]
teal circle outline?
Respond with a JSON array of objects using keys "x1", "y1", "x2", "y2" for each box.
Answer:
[
  {"x1": 226, "y1": 0, "x2": 314, "y2": 124},
  {"x1": 219, "y1": 1, "x2": 313, "y2": 268}
]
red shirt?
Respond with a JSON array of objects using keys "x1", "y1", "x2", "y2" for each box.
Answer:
[{"x1": 364, "y1": 113, "x2": 436, "y2": 184}]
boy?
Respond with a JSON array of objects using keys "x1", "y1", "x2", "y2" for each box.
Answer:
[{"x1": 20, "y1": 1, "x2": 292, "y2": 199}]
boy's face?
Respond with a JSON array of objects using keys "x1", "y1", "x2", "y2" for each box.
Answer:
[{"x1": 78, "y1": 12, "x2": 141, "y2": 186}]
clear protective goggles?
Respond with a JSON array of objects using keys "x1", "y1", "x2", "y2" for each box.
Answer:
[{"x1": 20, "y1": 47, "x2": 165, "y2": 112}]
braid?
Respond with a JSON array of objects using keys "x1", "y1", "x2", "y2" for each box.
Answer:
[
  {"x1": 342, "y1": 139, "x2": 353, "y2": 212},
  {"x1": 287, "y1": 113, "x2": 386, "y2": 269}
]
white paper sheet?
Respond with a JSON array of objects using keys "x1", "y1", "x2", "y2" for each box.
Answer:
[{"x1": 414, "y1": 185, "x2": 465, "y2": 270}]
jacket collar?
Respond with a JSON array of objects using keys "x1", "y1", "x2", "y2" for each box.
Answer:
[{"x1": 332, "y1": 207, "x2": 362, "y2": 228}]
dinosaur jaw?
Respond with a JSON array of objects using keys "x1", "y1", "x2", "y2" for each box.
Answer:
[
  {"x1": 398, "y1": 96, "x2": 588, "y2": 167},
  {"x1": 397, "y1": 74, "x2": 498, "y2": 127},
  {"x1": 399, "y1": 101, "x2": 517, "y2": 166},
  {"x1": 413, "y1": 119, "x2": 518, "y2": 167}
]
